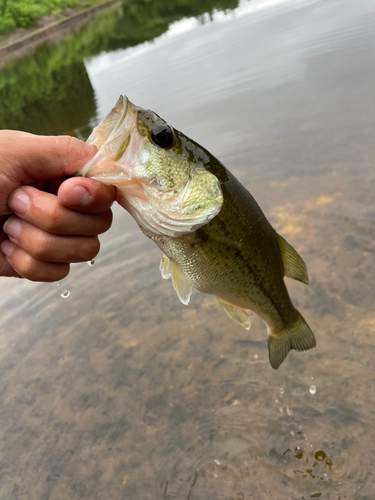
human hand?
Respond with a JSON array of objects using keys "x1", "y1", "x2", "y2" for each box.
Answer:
[{"x1": 0, "y1": 131, "x2": 116, "y2": 281}]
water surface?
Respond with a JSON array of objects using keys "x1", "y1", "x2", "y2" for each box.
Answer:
[{"x1": 1, "y1": 0, "x2": 375, "y2": 498}]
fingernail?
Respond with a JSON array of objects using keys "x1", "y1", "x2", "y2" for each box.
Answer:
[
  {"x1": 3, "y1": 217, "x2": 22, "y2": 238},
  {"x1": 1, "y1": 240, "x2": 15, "y2": 258},
  {"x1": 8, "y1": 189, "x2": 30, "y2": 215},
  {"x1": 63, "y1": 185, "x2": 92, "y2": 207}
]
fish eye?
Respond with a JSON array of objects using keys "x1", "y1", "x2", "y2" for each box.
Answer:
[{"x1": 151, "y1": 124, "x2": 174, "y2": 148}]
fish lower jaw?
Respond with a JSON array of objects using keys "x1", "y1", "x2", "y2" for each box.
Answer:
[{"x1": 116, "y1": 189, "x2": 221, "y2": 238}]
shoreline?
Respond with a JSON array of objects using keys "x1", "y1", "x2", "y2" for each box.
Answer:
[{"x1": 0, "y1": 0, "x2": 121, "y2": 68}]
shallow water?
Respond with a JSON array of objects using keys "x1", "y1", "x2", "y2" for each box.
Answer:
[{"x1": 1, "y1": 0, "x2": 375, "y2": 498}]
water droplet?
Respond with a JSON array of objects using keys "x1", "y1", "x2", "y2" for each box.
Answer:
[
  {"x1": 214, "y1": 459, "x2": 220, "y2": 465},
  {"x1": 87, "y1": 259, "x2": 95, "y2": 266},
  {"x1": 61, "y1": 289, "x2": 70, "y2": 299},
  {"x1": 309, "y1": 385, "x2": 317, "y2": 395},
  {"x1": 254, "y1": 353, "x2": 258, "y2": 359},
  {"x1": 315, "y1": 450, "x2": 326, "y2": 461},
  {"x1": 56, "y1": 282, "x2": 60, "y2": 287},
  {"x1": 280, "y1": 388, "x2": 284, "y2": 395},
  {"x1": 294, "y1": 447, "x2": 303, "y2": 459}
]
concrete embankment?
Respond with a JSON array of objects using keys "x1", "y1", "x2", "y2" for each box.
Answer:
[{"x1": 0, "y1": 0, "x2": 121, "y2": 68}]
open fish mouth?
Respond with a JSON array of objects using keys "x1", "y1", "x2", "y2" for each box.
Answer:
[
  {"x1": 88, "y1": 95, "x2": 129, "y2": 149},
  {"x1": 76, "y1": 95, "x2": 132, "y2": 179}
]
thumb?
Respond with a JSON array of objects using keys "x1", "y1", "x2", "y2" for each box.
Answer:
[{"x1": 0, "y1": 131, "x2": 97, "y2": 182}]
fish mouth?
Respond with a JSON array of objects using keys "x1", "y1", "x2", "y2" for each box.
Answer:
[
  {"x1": 76, "y1": 95, "x2": 132, "y2": 178},
  {"x1": 76, "y1": 95, "x2": 224, "y2": 238}
]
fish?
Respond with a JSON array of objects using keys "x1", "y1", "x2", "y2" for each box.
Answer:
[{"x1": 77, "y1": 95, "x2": 316, "y2": 369}]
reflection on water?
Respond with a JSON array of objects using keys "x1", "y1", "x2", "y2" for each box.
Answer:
[
  {"x1": 1, "y1": 0, "x2": 375, "y2": 498},
  {"x1": 0, "y1": 0, "x2": 239, "y2": 136}
]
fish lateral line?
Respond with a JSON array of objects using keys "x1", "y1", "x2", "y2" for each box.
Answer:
[{"x1": 198, "y1": 228, "x2": 243, "y2": 250}]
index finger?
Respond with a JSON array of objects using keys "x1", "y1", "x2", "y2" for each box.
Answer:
[{"x1": 58, "y1": 177, "x2": 116, "y2": 214}]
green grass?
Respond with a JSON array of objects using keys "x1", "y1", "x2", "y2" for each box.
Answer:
[{"x1": 0, "y1": 0, "x2": 104, "y2": 37}]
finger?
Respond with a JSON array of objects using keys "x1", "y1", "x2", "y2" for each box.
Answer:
[
  {"x1": 0, "y1": 240, "x2": 70, "y2": 282},
  {"x1": 3, "y1": 216, "x2": 100, "y2": 263},
  {"x1": 0, "y1": 222, "x2": 19, "y2": 277},
  {"x1": 58, "y1": 177, "x2": 116, "y2": 214},
  {"x1": 8, "y1": 186, "x2": 113, "y2": 236},
  {"x1": 0, "y1": 131, "x2": 97, "y2": 181},
  {"x1": 0, "y1": 239, "x2": 22, "y2": 278},
  {"x1": 0, "y1": 253, "x2": 22, "y2": 278}
]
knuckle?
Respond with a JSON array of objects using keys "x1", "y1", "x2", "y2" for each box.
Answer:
[
  {"x1": 15, "y1": 253, "x2": 37, "y2": 281},
  {"x1": 55, "y1": 237, "x2": 100, "y2": 263},
  {"x1": 57, "y1": 135, "x2": 89, "y2": 168},
  {"x1": 28, "y1": 232, "x2": 52, "y2": 260},
  {"x1": 43, "y1": 203, "x2": 63, "y2": 233},
  {"x1": 63, "y1": 243, "x2": 83, "y2": 263},
  {"x1": 21, "y1": 259, "x2": 69, "y2": 282},
  {"x1": 36, "y1": 263, "x2": 70, "y2": 282},
  {"x1": 54, "y1": 264, "x2": 70, "y2": 282},
  {"x1": 100, "y1": 210, "x2": 113, "y2": 233},
  {"x1": 68, "y1": 237, "x2": 100, "y2": 262},
  {"x1": 86, "y1": 237, "x2": 100, "y2": 260}
]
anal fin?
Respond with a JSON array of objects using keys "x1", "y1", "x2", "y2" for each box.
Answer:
[
  {"x1": 159, "y1": 254, "x2": 192, "y2": 305},
  {"x1": 277, "y1": 233, "x2": 309, "y2": 284},
  {"x1": 217, "y1": 297, "x2": 254, "y2": 330}
]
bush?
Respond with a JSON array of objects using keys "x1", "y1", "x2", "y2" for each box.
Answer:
[
  {"x1": 0, "y1": 14, "x2": 15, "y2": 35},
  {"x1": 0, "y1": 0, "x2": 98, "y2": 36},
  {"x1": 10, "y1": 3, "x2": 47, "y2": 28}
]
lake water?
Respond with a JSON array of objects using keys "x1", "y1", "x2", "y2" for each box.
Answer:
[{"x1": 1, "y1": 0, "x2": 375, "y2": 498}]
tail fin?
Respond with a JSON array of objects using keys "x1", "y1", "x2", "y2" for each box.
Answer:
[{"x1": 268, "y1": 312, "x2": 316, "y2": 369}]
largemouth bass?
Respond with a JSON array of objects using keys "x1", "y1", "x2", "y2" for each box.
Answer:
[{"x1": 78, "y1": 96, "x2": 316, "y2": 369}]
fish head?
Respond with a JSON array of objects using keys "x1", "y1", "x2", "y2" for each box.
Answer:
[{"x1": 78, "y1": 96, "x2": 223, "y2": 237}]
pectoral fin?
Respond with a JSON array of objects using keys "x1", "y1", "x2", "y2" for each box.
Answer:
[
  {"x1": 217, "y1": 297, "x2": 254, "y2": 330},
  {"x1": 159, "y1": 254, "x2": 171, "y2": 279},
  {"x1": 159, "y1": 255, "x2": 192, "y2": 305},
  {"x1": 277, "y1": 233, "x2": 309, "y2": 284}
]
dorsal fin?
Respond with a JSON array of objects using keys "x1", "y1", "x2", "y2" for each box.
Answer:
[{"x1": 276, "y1": 234, "x2": 309, "y2": 284}]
